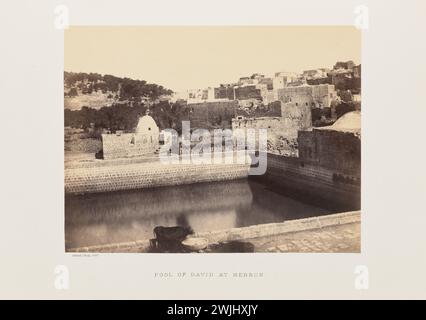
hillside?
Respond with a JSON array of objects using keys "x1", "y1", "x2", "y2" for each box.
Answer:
[{"x1": 64, "y1": 71, "x2": 173, "y2": 110}]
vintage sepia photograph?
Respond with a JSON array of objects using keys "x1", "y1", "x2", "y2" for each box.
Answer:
[
  {"x1": 5, "y1": 0, "x2": 426, "y2": 304},
  {"x1": 64, "y1": 26, "x2": 361, "y2": 253}
]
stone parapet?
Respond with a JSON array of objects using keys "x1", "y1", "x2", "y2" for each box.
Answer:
[
  {"x1": 67, "y1": 211, "x2": 360, "y2": 253},
  {"x1": 189, "y1": 210, "x2": 360, "y2": 244}
]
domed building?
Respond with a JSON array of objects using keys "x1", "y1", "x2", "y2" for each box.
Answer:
[
  {"x1": 101, "y1": 112, "x2": 160, "y2": 160},
  {"x1": 320, "y1": 111, "x2": 360, "y2": 134},
  {"x1": 135, "y1": 114, "x2": 160, "y2": 144}
]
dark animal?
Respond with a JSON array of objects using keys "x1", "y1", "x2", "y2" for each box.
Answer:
[{"x1": 151, "y1": 226, "x2": 194, "y2": 253}]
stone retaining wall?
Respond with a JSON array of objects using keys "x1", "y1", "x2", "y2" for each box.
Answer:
[
  {"x1": 259, "y1": 153, "x2": 361, "y2": 210},
  {"x1": 65, "y1": 161, "x2": 251, "y2": 194}
]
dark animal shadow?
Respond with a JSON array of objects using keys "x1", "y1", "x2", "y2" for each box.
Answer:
[{"x1": 207, "y1": 241, "x2": 255, "y2": 253}]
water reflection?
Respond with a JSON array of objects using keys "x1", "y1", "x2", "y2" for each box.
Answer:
[{"x1": 65, "y1": 179, "x2": 330, "y2": 249}]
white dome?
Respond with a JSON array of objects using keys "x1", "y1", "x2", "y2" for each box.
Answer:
[
  {"x1": 329, "y1": 111, "x2": 360, "y2": 132},
  {"x1": 135, "y1": 115, "x2": 159, "y2": 135},
  {"x1": 317, "y1": 111, "x2": 360, "y2": 134}
]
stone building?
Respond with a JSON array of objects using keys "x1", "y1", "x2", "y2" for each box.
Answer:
[
  {"x1": 101, "y1": 114, "x2": 160, "y2": 160},
  {"x1": 231, "y1": 85, "x2": 262, "y2": 100},
  {"x1": 259, "y1": 112, "x2": 361, "y2": 210},
  {"x1": 210, "y1": 85, "x2": 235, "y2": 101},
  {"x1": 298, "y1": 111, "x2": 361, "y2": 179},
  {"x1": 235, "y1": 100, "x2": 282, "y2": 118},
  {"x1": 302, "y1": 68, "x2": 330, "y2": 80},
  {"x1": 232, "y1": 101, "x2": 312, "y2": 156},
  {"x1": 306, "y1": 76, "x2": 332, "y2": 86},
  {"x1": 329, "y1": 68, "x2": 361, "y2": 92},
  {"x1": 272, "y1": 71, "x2": 299, "y2": 90},
  {"x1": 276, "y1": 83, "x2": 337, "y2": 109},
  {"x1": 238, "y1": 73, "x2": 266, "y2": 86},
  {"x1": 261, "y1": 90, "x2": 277, "y2": 105},
  {"x1": 188, "y1": 100, "x2": 238, "y2": 129},
  {"x1": 234, "y1": 85, "x2": 262, "y2": 100}
]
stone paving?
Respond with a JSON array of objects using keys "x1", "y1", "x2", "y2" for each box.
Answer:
[
  {"x1": 251, "y1": 222, "x2": 360, "y2": 253},
  {"x1": 71, "y1": 221, "x2": 360, "y2": 254},
  {"x1": 68, "y1": 210, "x2": 360, "y2": 254}
]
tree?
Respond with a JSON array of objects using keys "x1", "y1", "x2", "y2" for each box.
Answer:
[{"x1": 68, "y1": 87, "x2": 78, "y2": 96}]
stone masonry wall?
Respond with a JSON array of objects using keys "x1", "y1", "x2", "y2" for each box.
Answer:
[
  {"x1": 65, "y1": 161, "x2": 251, "y2": 194},
  {"x1": 101, "y1": 133, "x2": 158, "y2": 160},
  {"x1": 261, "y1": 153, "x2": 360, "y2": 210},
  {"x1": 232, "y1": 102, "x2": 312, "y2": 156},
  {"x1": 189, "y1": 100, "x2": 238, "y2": 129},
  {"x1": 298, "y1": 129, "x2": 361, "y2": 177},
  {"x1": 277, "y1": 84, "x2": 337, "y2": 108}
]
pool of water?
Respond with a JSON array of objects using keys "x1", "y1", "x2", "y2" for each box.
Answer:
[{"x1": 65, "y1": 179, "x2": 333, "y2": 249}]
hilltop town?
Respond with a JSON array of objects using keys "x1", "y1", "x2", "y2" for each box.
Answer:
[{"x1": 65, "y1": 60, "x2": 361, "y2": 157}]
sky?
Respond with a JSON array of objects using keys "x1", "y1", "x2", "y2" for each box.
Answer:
[{"x1": 65, "y1": 26, "x2": 361, "y2": 92}]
